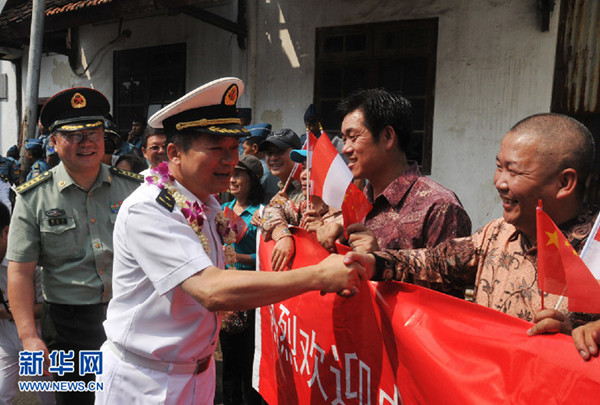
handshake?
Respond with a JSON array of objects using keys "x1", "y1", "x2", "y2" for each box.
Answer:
[{"x1": 312, "y1": 251, "x2": 377, "y2": 298}]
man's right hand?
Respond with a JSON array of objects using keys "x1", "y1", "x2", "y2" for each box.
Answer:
[
  {"x1": 127, "y1": 130, "x2": 135, "y2": 143},
  {"x1": 343, "y1": 252, "x2": 376, "y2": 280},
  {"x1": 315, "y1": 254, "x2": 368, "y2": 297},
  {"x1": 21, "y1": 335, "x2": 51, "y2": 375}
]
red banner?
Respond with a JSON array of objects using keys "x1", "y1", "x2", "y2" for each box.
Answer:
[{"x1": 254, "y1": 228, "x2": 600, "y2": 404}]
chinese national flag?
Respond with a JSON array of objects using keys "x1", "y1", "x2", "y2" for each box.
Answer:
[
  {"x1": 536, "y1": 205, "x2": 600, "y2": 313},
  {"x1": 341, "y1": 182, "x2": 372, "y2": 228},
  {"x1": 223, "y1": 206, "x2": 248, "y2": 243}
]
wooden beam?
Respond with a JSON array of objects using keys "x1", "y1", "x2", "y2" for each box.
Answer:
[{"x1": 177, "y1": 1, "x2": 247, "y2": 49}]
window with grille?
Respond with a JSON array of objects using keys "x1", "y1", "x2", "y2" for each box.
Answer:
[
  {"x1": 315, "y1": 19, "x2": 438, "y2": 173},
  {"x1": 113, "y1": 43, "x2": 186, "y2": 133}
]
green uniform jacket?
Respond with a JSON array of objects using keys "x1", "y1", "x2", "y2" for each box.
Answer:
[{"x1": 7, "y1": 163, "x2": 142, "y2": 305}]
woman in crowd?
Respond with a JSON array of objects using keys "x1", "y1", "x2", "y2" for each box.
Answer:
[{"x1": 220, "y1": 154, "x2": 265, "y2": 405}]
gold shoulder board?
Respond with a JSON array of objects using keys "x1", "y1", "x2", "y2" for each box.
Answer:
[
  {"x1": 15, "y1": 171, "x2": 52, "y2": 194},
  {"x1": 155, "y1": 188, "x2": 175, "y2": 212},
  {"x1": 110, "y1": 167, "x2": 144, "y2": 183}
]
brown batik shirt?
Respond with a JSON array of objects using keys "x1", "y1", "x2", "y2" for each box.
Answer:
[
  {"x1": 365, "y1": 163, "x2": 472, "y2": 296},
  {"x1": 365, "y1": 163, "x2": 472, "y2": 251}
]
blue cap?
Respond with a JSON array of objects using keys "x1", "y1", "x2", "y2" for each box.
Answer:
[
  {"x1": 289, "y1": 149, "x2": 307, "y2": 163},
  {"x1": 245, "y1": 123, "x2": 272, "y2": 140},
  {"x1": 25, "y1": 138, "x2": 43, "y2": 151}
]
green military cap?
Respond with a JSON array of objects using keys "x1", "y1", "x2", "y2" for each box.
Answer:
[
  {"x1": 148, "y1": 77, "x2": 249, "y2": 138},
  {"x1": 40, "y1": 87, "x2": 110, "y2": 132}
]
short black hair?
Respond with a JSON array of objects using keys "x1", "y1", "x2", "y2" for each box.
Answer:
[
  {"x1": 0, "y1": 202, "x2": 10, "y2": 229},
  {"x1": 132, "y1": 114, "x2": 147, "y2": 124},
  {"x1": 337, "y1": 88, "x2": 413, "y2": 152},
  {"x1": 167, "y1": 131, "x2": 202, "y2": 153},
  {"x1": 243, "y1": 137, "x2": 262, "y2": 149},
  {"x1": 28, "y1": 147, "x2": 44, "y2": 160},
  {"x1": 142, "y1": 127, "x2": 166, "y2": 149},
  {"x1": 115, "y1": 154, "x2": 148, "y2": 174},
  {"x1": 246, "y1": 170, "x2": 265, "y2": 206}
]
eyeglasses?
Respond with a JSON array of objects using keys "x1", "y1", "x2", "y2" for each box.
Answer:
[
  {"x1": 147, "y1": 145, "x2": 166, "y2": 152},
  {"x1": 59, "y1": 130, "x2": 102, "y2": 144}
]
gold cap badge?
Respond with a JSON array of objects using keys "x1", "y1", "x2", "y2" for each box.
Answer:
[
  {"x1": 223, "y1": 85, "x2": 238, "y2": 106},
  {"x1": 71, "y1": 93, "x2": 87, "y2": 109}
]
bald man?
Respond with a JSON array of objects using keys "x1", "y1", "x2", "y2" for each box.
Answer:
[{"x1": 345, "y1": 113, "x2": 599, "y2": 335}]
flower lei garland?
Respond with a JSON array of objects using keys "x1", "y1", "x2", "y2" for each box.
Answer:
[{"x1": 146, "y1": 162, "x2": 237, "y2": 265}]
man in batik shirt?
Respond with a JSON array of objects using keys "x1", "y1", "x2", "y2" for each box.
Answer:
[
  {"x1": 323, "y1": 88, "x2": 472, "y2": 296},
  {"x1": 346, "y1": 113, "x2": 598, "y2": 334}
]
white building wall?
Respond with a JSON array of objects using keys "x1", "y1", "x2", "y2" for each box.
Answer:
[
  {"x1": 1, "y1": 0, "x2": 560, "y2": 228},
  {"x1": 0, "y1": 60, "x2": 21, "y2": 155}
]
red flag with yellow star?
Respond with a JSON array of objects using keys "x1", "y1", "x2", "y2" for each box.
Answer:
[{"x1": 536, "y1": 204, "x2": 600, "y2": 313}]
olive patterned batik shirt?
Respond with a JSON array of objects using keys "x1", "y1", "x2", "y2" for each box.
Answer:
[{"x1": 372, "y1": 207, "x2": 599, "y2": 325}]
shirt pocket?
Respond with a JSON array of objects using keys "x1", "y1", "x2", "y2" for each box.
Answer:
[{"x1": 39, "y1": 217, "x2": 78, "y2": 258}]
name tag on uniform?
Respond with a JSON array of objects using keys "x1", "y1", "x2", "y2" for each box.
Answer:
[{"x1": 48, "y1": 218, "x2": 68, "y2": 226}]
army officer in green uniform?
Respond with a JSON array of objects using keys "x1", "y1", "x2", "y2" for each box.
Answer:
[{"x1": 6, "y1": 88, "x2": 142, "y2": 405}]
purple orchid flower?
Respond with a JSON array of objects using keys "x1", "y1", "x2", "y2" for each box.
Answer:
[{"x1": 181, "y1": 200, "x2": 206, "y2": 229}]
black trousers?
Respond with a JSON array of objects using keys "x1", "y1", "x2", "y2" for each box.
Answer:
[
  {"x1": 41, "y1": 301, "x2": 106, "y2": 405},
  {"x1": 220, "y1": 310, "x2": 264, "y2": 405}
]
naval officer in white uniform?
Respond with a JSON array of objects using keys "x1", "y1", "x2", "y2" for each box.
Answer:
[{"x1": 96, "y1": 77, "x2": 366, "y2": 404}]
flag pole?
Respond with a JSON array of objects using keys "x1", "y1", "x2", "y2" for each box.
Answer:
[
  {"x1": 283, "y1": 163, "x2": 298, "y2": 195},
  {"x1": 306, "y1": 128, "x2": 312, "y2": 209},
  {"x1": 554, "y1": 293, "x2": 566, "y2": 310},
  {"x1": 538, "y1": 199, "x2": 544, "y2": 310}
]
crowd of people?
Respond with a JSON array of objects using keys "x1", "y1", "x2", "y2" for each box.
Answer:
[{"x1": 0, "y1": 78, "x2": 598, "y2": 404}]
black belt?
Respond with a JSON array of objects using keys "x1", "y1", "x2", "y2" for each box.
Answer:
[{"x1": 44, "y1": 301, "x2": 107, "y2": 312}]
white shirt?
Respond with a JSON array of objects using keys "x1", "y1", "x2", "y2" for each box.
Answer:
[
  {"x1": 0, "y1": 258, "x2": 44, "y2": 351},
  {"x1": 0, "y1": 258, "x2": 20, "y2": 352},
  {"x1": 104, "y1": 181, "x2": 224, "y2": 363},
  {"x1": 0, "y1": 181, "x2": 11, "y2": 212}
]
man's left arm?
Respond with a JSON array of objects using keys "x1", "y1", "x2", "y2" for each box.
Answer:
[
  {"x1": 344, "y1": 235, "x2": 479, "y2": 294},
  {"x1": 424, "y1": 202, "x2": 472, "y2": 247}
]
